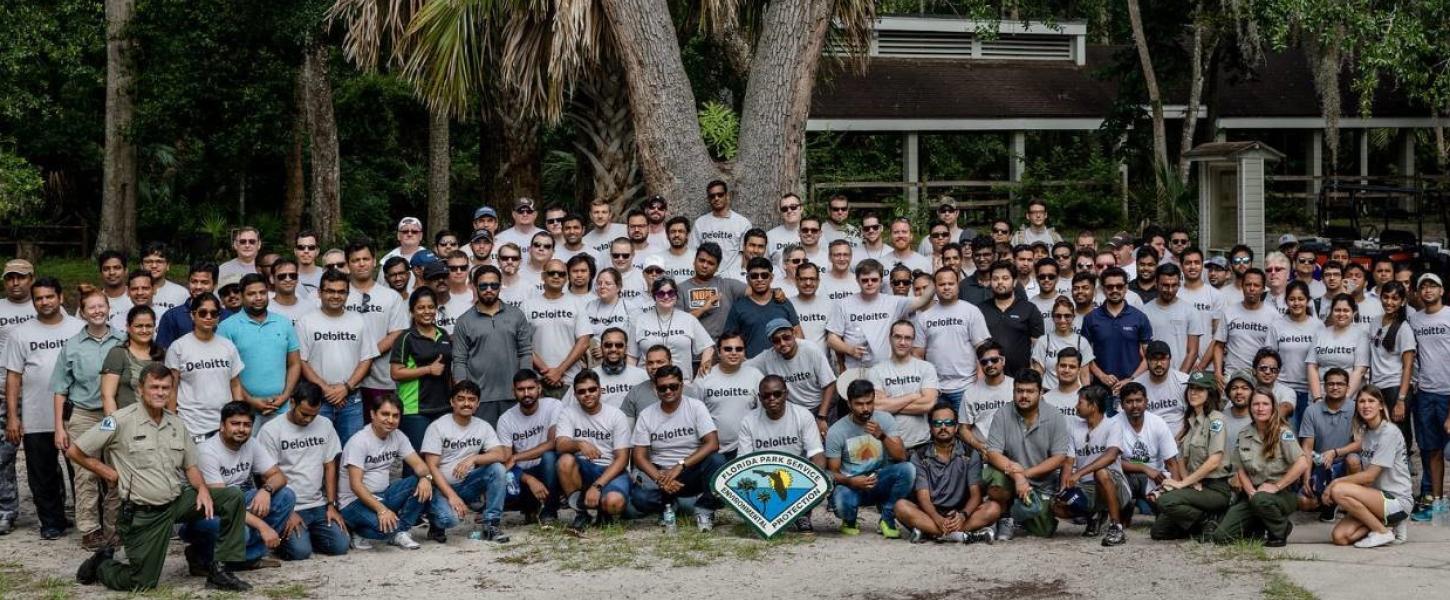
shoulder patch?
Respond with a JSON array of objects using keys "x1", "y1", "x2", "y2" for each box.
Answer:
[
  {"x1": 1209, "y1": 419, "x2": 1223, "y2": 433},
  {"x1": 1280, "y1": 430, "x2": 1295, "y2": 441},
  {"x1": 99, "y1": 417, "x2": 116, "y2": 432}
]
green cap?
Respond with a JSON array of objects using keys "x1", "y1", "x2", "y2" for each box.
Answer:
[{"x1": 1187, "y1": 371, "x2": 1217, "y2": 389}]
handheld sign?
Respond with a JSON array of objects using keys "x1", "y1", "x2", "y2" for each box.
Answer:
[{"x1": 711, "y1": 451, "x2": 832, "y2": 539}]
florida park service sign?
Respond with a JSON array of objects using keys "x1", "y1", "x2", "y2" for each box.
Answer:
[{"x1": 711, "y1": 451, "x2": 831, "y2": 539}]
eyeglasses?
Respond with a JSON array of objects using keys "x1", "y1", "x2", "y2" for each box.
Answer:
[
  {"x1": 1103, "y1": 283, "x2": 1126, "y2": 290},
  {"x1": 275, "y1": 273, "x2": 299, "y2": 281},
  {"x1": 1325, "y1": 380, "x2": 1348, "y2": 387},
  {"x1": 779, "y1": 204, "x2": 801, "y2": 213},
  {"x1": 437, "y1": 241, "x2": 458, "y2": 247},
  {"x1": 574, "y1": 386, "x2": 600, "y2": 395},
  {"x1": 654, "y1": 290, "x2": 678, "y2": 299},
  {"x1": 979, "y1": 356, "x2": 1003, "y2": 365},
  {"x1": 862, "y1": 224, "x2": 882, "y2": 232},
  {"x1": 295, "y1": 244, "x2": 318, "y2": 251},
  {"x1": 498, "y1": 255, "x2": 521, "y2": 262},
  {"x1": 1052, "y1": 313, "x2": 1074, "y2": 320},
  {"x1": 829, "y1": 205, "x2": 849, "y2": 212},
  {"x1": 645, "y1": 268, "x2": 664, "y2": 275},
  {"x1": 720, "y1": 345, "x2": 745, "y2": 353},
  {"x1": 1256, "y1": 365, "x2": 1280, "y2": 373},
  {"x1": 476, "y1": 282, "x2": 501, "y2": 290},
  {"x1": 890, "y1": 279, "x2": 911, "y2": 286},
  {"x1": 930, "y1": 232, "x2": 950, "y2": 239},
  {"x1": 800, "y1": 227, "x2": 820, "y2": 234},
  {"x1": 194, "y1": 309, "x2": 219, "y2": 319},
  {"x1": 1055, "y1": 253, "x2": 1073, "y2": 260},
  {"x1": 326, "y1": 262, "x2": 345, "y2": 269},
  {"x1": 760, "y1": 390, "x2": 787, "y2": 399},
  {"x1": 611, "y1": 253, "x2": 632, "y2": 260},
  {"x1": 708, "y1": 192, "x2": 727, "y2": 199},
  {"x1": 448, "y1": 265, "x2": 469, "y2": 272},
  {"x1": 532, "y1": 242, "x2": 554, "y2": 250},
  {"x1": 1170, "y1": 238, "x2": 1190, "y2": 245},
  {"x1": 787, "y1": 258, "x2": 805, "y2": 265},
  {"x1": 656, "y1": 383, "x2": 682, "y2": 393},
  {"x1": 601, "y1": 341, "x2": 626, "y2": 349},
  {"x1": 545, "y1": 270, "x2": 566, "y2": 278},
  {"x1": 545, "y1": 218, "x2": 564, "y2": 225},
  {"x1": 1296, "y1": 258, "x2": 1316, "y2": 265},
  {"x1": 1265, "y1": 266, "x2": 1286, "y2": 273},
  {"x1": 748, "y1": 272, "x2": 772, "y2": 281},
  {"x1": 1036, "y1": 273, "x2": 1057, "y2": 280},
  {"x1": 992, "y1": 228, "x2": 1010, "y2": 234},
  {"x1": 929, "y1": 419, "x2": 958, "y2": 427},
  {"x1": 400, "y1": 229, "x2": 422, "y2": 235}
]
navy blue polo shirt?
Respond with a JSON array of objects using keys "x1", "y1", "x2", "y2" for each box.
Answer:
[{"x1": 1080, "y1": 303, "x2": 1152, "y2": 382}]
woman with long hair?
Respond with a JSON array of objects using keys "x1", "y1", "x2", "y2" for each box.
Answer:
[
  {"x1": 1267, "y1": 280, "x2": 1318, "y2": 422},
  {"x1": 1323, "y1": 387, "x2": 1412, "y2": 547},
  {"x1": 1210, "y1": 387, "x2": 1310, "y2": 546},
  {"x1": 1030, "y1": 296, "x2": 1094, "y2": 389},
  {"x1": 1152, "y1": 373, "x2": 1232, "y2": 540},
  {"x1": 1368, "y1": 281, "x2": 1415, "y2": 448},
  {"x1": 163, "y1": 293, "x2": 244, "y2": 438},
  {"x1": 631, "y1": 277, "x2": 714, "y2": 382},
  {"x1": 101, "y1": 305, "x2": 163, "y2": 413}
]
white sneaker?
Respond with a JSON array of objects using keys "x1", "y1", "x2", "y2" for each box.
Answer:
[
  {"x1": 995, "y1": 517, "x2": 1015, "y2": 541},
  {"x1": 389, "y1": 531, "x2": 421, "y2": 550},
  {"x1": 695, "y1": 511, "x2": 714, "y2": 532},
  {"x1": 1353, "y1": 530, "x2": 1396, "y2": 549},
  {"x1": 1392, "y1": 520, "x2": 1408, "y2": 545},
  {"x1": 350, "y1": 534, "x2": 373, "y2": 550},
  {"x1": 937, "y1": 531, "x2": 967, "y2": 543}
]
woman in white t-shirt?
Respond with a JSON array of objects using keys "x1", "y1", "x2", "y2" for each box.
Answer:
[
  {"x1": 163, "y1": 293, "x2": 243, "y2": 437},
  {"x1": 1031, "y1": 296, "x2": 1093, "y2": 389},
  {"x1": 632, "y1": 277, "x2": 714, "y2": 381},
  {"x1": 1268, "y1": 281, "x2": 1318, "y2": 419},
  {"x1": 1369, "y1": 281, "x2": 1416, "y2": 445},
  {"x1": 586, "y1": 268, "x2": 634, "y2": 363},
  {"x1": 338, "y1": 395, "x2": 439, "y2": 550},
  {"x1": 1306, "y1": 294, "x2": 1370, "y2": 403}
]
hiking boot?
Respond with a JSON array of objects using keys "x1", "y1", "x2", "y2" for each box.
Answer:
[
  {"x1": 184, "y1": 544, "x2": 209, "y2": 576},
  {"x1": 235, "y1": 557, "x2": 281, "y2": 570},
  {"x1": 75, "y1": 547, "x2": 112, "y2": 585},
  {"x1": 480, "y1": 522, "x2": 510, "y2": 543},
  {"x1": 205, "y1": 562, "x2": 251, "y2": 592},
  {"x1": 81, "y1": 529, "x2": 108, "y2": 551},
  {"x1": 389, "y1": 531, "x2": 421, "y2": 550},
  {"x1": 1082, "y1": 513, "x2": 1104, "y2": 537},
  {"x1": 568, "y1": 512, "x2": 592, "y2": 534},
  {"x1": 427, "y1": 524, "x2": 448, "y2": 544},
  {"x1": 1101, "y1": 523, "x2": 1127, "y2": 547},
  {"x1": 794, "y1": 516, "x2": 815, "y2": 533},
  {"x1": 1265, "y1": 522, "x2": 1293, "y2": 548},
  {"x1": 964, "y1": 527, "x2": 995, "y2": 545},
  {"x1": 994, "y1": 517, "x2": 1015, "y2": 541}
]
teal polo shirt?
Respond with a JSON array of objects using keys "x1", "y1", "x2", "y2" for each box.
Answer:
[{"x1": 218, "y1": 310, "x2": 300, "y2": 401}]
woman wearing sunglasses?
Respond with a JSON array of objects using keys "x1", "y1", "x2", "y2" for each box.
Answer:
[
  {"x1": 631, "y1": 277, "x2": 714, "y2": 382},
  {"x1": 1032, "y1": 297, "x2": 1094, "y2": 390},
  {"x1": 163, "y1": 293, "x2": 245, "y2": 439}
]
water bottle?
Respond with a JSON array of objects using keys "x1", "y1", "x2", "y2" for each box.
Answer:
[
  {"x1": 662, "y1": 503, "x2": 677, "y2": 534},
  {"x1": 1435, "y1": 498, "x2": 1449, "y2": 527},
  {"x1": 506, "y1": 470, "x2": 520, "y2": 496},
  {"x1": 468, "y1": 527, "x2": 484, "y2": 541}
]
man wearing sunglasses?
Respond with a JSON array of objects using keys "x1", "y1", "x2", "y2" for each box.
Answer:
[
  {"x1": 435, "y1": 252, "x2": 476, "y2": 334},
  {"x1": 380, "y1": 217, "x2": 426, "y2": 276},
  {"x1": 642, "y1": 195, "x2": 672, "y2": 248},
  {"x1": 1028, "y1": 258, "x2": 1065, "y2": 324},
  {"x1": 687, "y1": 332, "x2": 763, "y2": 458},
  {"x1": 827, "y1": 259, "x2": 935, "y2": 371},
  {"x1": 894, "y1": 405, "x2": 1000, "y2": 544},
  {"x1": 494, "y1": 198, "x2": 544, "y2": 253},
  {"x1": 916, "y1": 197, "x2": 966, "y2": 256},
  {"x1": 851, "y1": 213, "x2": 889, "y2": 266},
  {"x1": 220, "y1": 226, "x2": 262, "y2": 280},
  {"x1": 527, "y1": 259, "x2": 591, "y2": 396},
  {"x1": 692, "y1": 180, "x2": 753, "y2": 276},
  {"x1": 587, "y1": 328, "x2": 648, "y2": 410},
  {"x1": 820, "y1": 193, "x2": 861, "y2": 250},
  {"x1": 737, "y1": 375, "x2": 826, "y2": 532},
  {"x1": 1081, "y1": 267, "x2": 1151, "y2": 394},
  {"x1": 556, "y1": 370, "x2": 634, "y2": 533},
  {"x1": 630, "y1": 365, "x2": 725, "y2": 532},
  {"x1": 795, "y1": 216, "x2": 829, "y2": 267},
  {"x1": 293, "y1": 230, "x2": 324, "y2": 294},
  {"x1": 266, "y1": 257, "x2": 311, "y2": 326},
  {"x1": 467, "y1": 230, "x2": 495, "y2": 269},
  {"x1": 747, "y1": 320, "x2": 837, "y2": 438},
  {"x1": 824, "y1": 379, "x2": 912, "y2": 538},
  {"x1": 452, "y1": 266, "x2": 535, "y2": 426},
  {"x1": 1222, "y1": 244, "x2": 1255, "y2": 305},
  {"x1": 723, "y1": 258, "x2": 801, "y2": 358},
  {"x1": 766, "y1": 193, "x2": 803, "y2": 263}
]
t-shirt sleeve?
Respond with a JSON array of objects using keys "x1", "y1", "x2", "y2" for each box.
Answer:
[
  {"x1": 389, "y1": 333, "x2": 409, "y2": 365},
  {"x1": 285, "y1": 321, "x2": 300, "y2": 352},
  {"x1": 910, "y1": 452, "x2": 931, "y2": 491},
  {"x1": 1027, "y1": 306, "x2": 1045, "y2": 339},
  {"x1": 800, "y1": 413, "x2": 824, "y2": 458},
  {"x1": 325, "y1": 429, "x2": 342, "y2": 460},
  {"x1": 1050, "y1": 417, "x2": 1071, "y2": 456},
  {"x1": 1397, "y1": 324, "x2": 1417, "y2": 353},
  {"x1": 394, "y1": 430, "x2": 417, "y2": 459},
  {"x1": 985, "y1": 410, "x2": 1007, "y2": 453},
  {"x1": 631, "y1": 415, "x2": 652, "y2": 448},
  {"x1": 342, "y1": 437, "x2": 366, "y2": 469},
  {"x1": 387, "y1": 299, "x2": 409, "y2": 333},
  {"x1": 811, "y1": 348, "x2": 835, "y2": 389},
  {"x1": 825, "y1": 302, "x2": 846, "y2": 336},
  {"x1": 101, "y1": 347, "x2": 126, "y2": 376},
  {"x1": 970, "y1": 311, "x2": 992, "y2": 345},
  {"x1": 689, "y1": 318, "x2": 712, "y2": 358},
  {"x1": 1298, "y1": 412, "x2": 1317, "y2": 440},
  {"x1": 1031, "y1": 338, "x2": 1047, "y2": 368},
  {"x1": 420, "y1": 422, "x2": 442, "y2": 455},
  {"x1": 227, "y1": 343, "x2": 245, "y2": 378},
  {"x1": 875, "y1": 411, "x2": 899, "y2": 437},
  {"x1": 1369, "y1": 431, "x2": 1402, "y2": 470},
  {"x1": 164, "y1": 342, "x2": 182, "y2": 371},
  {"x1": 358, "y1": 323, "x2": 381, "y2": 362},
  {"x1": 693, "y1": 401, "x2": 718, "y2": 437},
  {"x1": 250, "y1": 441, "x2": 277, "y2": 475},
  {"x1": 1213, "y1": 311, "x2": 1229, "y2": 343},
  {"x1": 199, "y1": 445, "x2": 224, "y2": 484},
  {"x1": 919, "y1": 362, "x2": 939, "y2": 390},
  {"x1": 2, "y1": 330, "x2": 24, "y2": 373},
  {"x1": 824, "y1": 425, "x2": 844, "y2": 459},
  {"x1": 296, "y1": 320, "x2": 315, "y2": 361}
]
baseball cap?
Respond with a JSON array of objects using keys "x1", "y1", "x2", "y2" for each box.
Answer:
[
  {"x1": 644, "y1": 195, "x2": 667, "y2": 209},
  {"x1": 513, "y1": 197, "x2": 536, "y2": 212},
  {"x1": 1205, "y1": 256, "x2": 1229, "y2": 270},
  {"x1": 473, "y1": 206, "x2": 498, "y2": 221},
  {"x1": 217, "y1": 274, "x2": 243, "y2": 291},
  {"x1": 642, "y1": 255, "x2": 665, "y2": 272},
  {"x1": 422, "y1": 261, "x2": 448, "y2": 280},
  {"x1": 765, "y1": 318, "x2": 794, "y2": 337},
  {"x1": 1227, "y1": 369, "x2": 1255, "y2": 388},
  {"x1": 2, "y1": 259, "x2": 34, "y2": 277},
  {"x1": 397, "y1": 217, "x2": 423, "y2": 231},
  {"x1": 1145, "y1": 340, "x2": 1172, "y2": 358},
  {"x1": 935, "y1": 196, "x2": 958, "y2": 210},
  {"x1": 1419, "y1": 273, "x2": 1443, "y2": 288},
  {"x1": 1278, "y1": 233, "x2": 1298, "y2": 247},
  {"x1": 1055, "y1": 487, "x2": 1091, "y2": 518},
  {"x1": 409, "y1": 249, "x2": 439, "y2": 269},
  {"x1": 470, "y1": 229, "x2": 493, "y2": 244},
  {"x1": 1187, "y1": 371, "x2": 1217, "y2": 389},
  {"x1": 1108, "y1": 235, "x2": 1132, "y2": 249}
]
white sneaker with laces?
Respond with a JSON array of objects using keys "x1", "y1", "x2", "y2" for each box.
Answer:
[
  {"x1": 350, "y1": 534, "x2": 373, "y2": 550},
  {"x1": 1353, "y1": 530, "x2": 1395, "y2": 549},
  {"x1": 389, "y1": 531, "x2": 421, "y2": 550},
  {"x1": 695, "y1": 511, "x2": 714, "y2": 532},
  {"x1": 1392, "y1": 520, "x2": 1408, "y2": 545}
]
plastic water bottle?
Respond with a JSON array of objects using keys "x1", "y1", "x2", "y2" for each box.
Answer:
[
  {"x1": 506, "y1": 471, "x2": 520, "y2": 496},
  {"x1": 1435, "y1": 498, "x2": 1450, "y2": 527},
  {"x1": 662, "y1": 503, "x2": 677, "y2": 534},
  {"x1": 468, "y1": 527, "x2": 484, "y2": 541}
]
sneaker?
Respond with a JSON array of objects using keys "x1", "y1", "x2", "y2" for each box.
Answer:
[
  {"x1": 879, "y1": 519, "x2": 901, "y2": 539},
  {"x1": 350, "y1": 534, "x2": 374, "y2": 550},
  {"x1": 840, "y1": 521, "x2": 860, "y2": 536},
  {"x1": 205, "y1": 562, "x2": 252, "y2": 592},
  {"x1": 235, "y1": 557, "x2": 281, "y2": 570},
  {"x1": 1391, "y1": 520, "x2": 1408, "y2": 544},
  {"x1": 75, "y1": 547, "x2": 113, "y2": 585},
  {"x1": 568, "y1": 512, "x2": 592, "y2": 534},
  {"x1": 1082, "y1": 513, "x2": 1103, "y2": 537},
  {"x1": 389, "y1": 531, "x2": 421, "y2": 550},
  {"x1": 936, "y1": 531, "x2": 967, "y2": 543},
  {"x1": 479, "y1": 522, "x2": 510, "y2": 543},
  {"x1": 538, "y1": 510, "x2": 560, "y2": 527},
  {"x1": 995, "y1": 517, "x2": 1015, "y2": 542},
  {"x1": 0, "y1": 514, "x2": 14, "y2": 535},
  {"x1": 1353, "y1": 529, "x2": 1396, "y2": 548},
  {"x1": 39, "y1": 527, "x2": 65, "y2": 540},
  {"x1": 427, "y1": 525, "x2": 447, "y2": 544},
  {"x1": 1318, "y1": 505, "x2": 1338, "y2": 523},
  {"x1": 567, "y1": 491, "x2": 585, "y2": 512},
  {"x1": 1265, "y1": 522, "x2": 1293, "y2": 548},
  {"x1": 695, "y1": 512, "x2": 714, "y2": 532},
  {"x1": 81, "y1": 529, "x2": 108, "y2": 551},
  {"x1": 793, "y1": 516, "x2": 815, "y2": 533},
  {"x1": 1102, "y1": 523, "x2": 1127, "y2": 547},
  {"x1": 964, "y1": 527, "x2": 995, "y2": 545},
  {"x1": 909, "y1": 527, "x2": 927, "y2": 543},
  {"x1": 1410, "y1": 496, "x2": 1436, "y2": 521}
]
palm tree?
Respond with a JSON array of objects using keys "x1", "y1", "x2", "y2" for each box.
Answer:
[
  {"x1": 735, "y1": 477, "x2": 758, "y2": 508},
  {"x1": 755, "y1": 490, "x2": 772, "y2": 511}
]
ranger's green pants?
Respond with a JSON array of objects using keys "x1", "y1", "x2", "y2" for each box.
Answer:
[
  {"x1": 1211, "y1": 488, "x2": 1297, "y2": 544},
  {"x1": 1151, "y1": 478, "x2": 1232, "y2": 539},
  {"x1": 98, "y1": 486, "x2": 244, "y2": 591}
]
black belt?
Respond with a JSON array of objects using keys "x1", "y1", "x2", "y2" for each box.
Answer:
[{"x1": 124, "y1": 502, "x2": 169, "y2": 513}]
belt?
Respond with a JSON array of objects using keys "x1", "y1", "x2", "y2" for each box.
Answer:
[{"x1": 124, "y1": 501, "x2": 170, "y2": 513}]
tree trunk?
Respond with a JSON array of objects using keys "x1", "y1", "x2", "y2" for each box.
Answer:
[
  {"x1": 97, "y1": 0, "x2": 138, "y2": 256},
  {"x1": 731, "y1": 0, "x2": 836, "y2": 227},
  {"x1": 300, "y1": 44, "x2": 342, "y2": 245},
  {"x1": 571, "y1": 72, "x2": 641, "y2": 215},
  {"x1": 1126, "y1": 0, "x2": 1169, "y2": 215},
  {"x1": 1177, "y1": 11, "x2": 1214, "y2": 182},
  {"x1": 601, "y1": 0, "x2": 723, "y2": 218},
  {"x1": 427, "y1": 106, "x2": 451, "y2": 237},
  {"x1": 497, "y1": 97, "x2": 542, "y2": 203},
  {"x1": 282, "y1": 93, "x2": 307, "y2": 244},
  {"x1": 478, "y1": 107, "x2": 503, "y2": 206}
]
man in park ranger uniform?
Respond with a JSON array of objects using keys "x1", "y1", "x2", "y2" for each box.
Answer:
[{"x1": 69, "y1": 363, "x2": 251, "y2": 592}]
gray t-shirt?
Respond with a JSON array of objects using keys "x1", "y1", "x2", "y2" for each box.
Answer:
[
  {"x1": 1410, "y1": 307, "x2": 1450, "y2": 393},
  {"x1": 198, "y1": 435, "x2": 275, "y2": 490},
  {"x1": 746, "y1": 341, "x2": 835, "y2": 410},
  {"x1": 631, "y1": 397, "x2": 717, "y2": 466},
  {"x1": 1369, "y1": 320, "x2": 1416, "y2": 390},
  {"x1": 687, "y1": 366, "x2": 764, "y2": 453},
  {"x1": 339, "y1": 428, "x2": 415, "y2": 509},
  {"x1": 1267, "y1": 315, "x2": 1319, "y2": 391},
  {"x1": 737, "y1": 404, "x2": 824, "y2": 458},
  {"x1": 677, "y1": 276, "x2": 747, "y2": 339},
  {"x1": 421, "y1": 416, "x2": 504, "y2": 485},
  {"x1": 1297, "y1": 399, "x2": 1356, "y2": 453},
  {"x1": 2, "y1": 316, "x2": 83, "y2": 432},
  {"x1": 868, "y1": 357, "x2": 939, "y2": 449},
  {"x1": 824, "y1": 410, "x2": 900, "y2": 477},
  {"x1": 1360, "y1": 421, "x2": 1412, "y2": 503},
  {"x1": 257, "y1": 414, "x2": 341, "y2": 510},
  {"x1": 1214, "y1": 303, "x2": 1277, "y2": 372},
  {"x1": 910, "y1": 441, "x2": 982, "y2": 510},
  {"x1": 1142, "y1": 298, "x2": 1206, "y2": 366},
  {"x1": 986, "y1": 406, "x2": 1071, "y2": 493},
  {"x1": 554, "y1": 401, "x2": 633, "y2": 468}
]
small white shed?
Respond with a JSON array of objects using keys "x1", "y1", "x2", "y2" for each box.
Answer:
[{"x1": 1184, "y1": 141, "x2": 1287, "y2": 260}]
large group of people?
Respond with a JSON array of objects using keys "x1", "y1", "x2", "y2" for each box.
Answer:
[{"x1": 0, "y1": 184, "x2": 1437, "y2": 592}]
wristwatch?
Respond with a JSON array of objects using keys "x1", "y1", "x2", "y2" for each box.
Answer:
[
  {"x1": 422, "y1": 474, "x2": 434, "y2": 482},
  {"x1": 675, "y1": 459, "x2": 688, "y2": 469},
  {"x1": 261, "y1": 483, "x2": 275, "y2": 494}
]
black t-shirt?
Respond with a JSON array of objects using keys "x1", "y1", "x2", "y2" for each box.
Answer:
[
  {"x1": 976, "y1": 297, "x2": 1045, "y2": 376},
  {"x1": 390, "y1": 327, "x2": 453, "y2": 416}
]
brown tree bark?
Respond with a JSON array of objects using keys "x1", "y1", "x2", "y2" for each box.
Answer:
[
  {"x1": 282, "y1": 91, "x2": 307, "y2": 244},
  {"x1": 571, "y1": 72, "x2": 641, "y2": 215},
  {"x1": 97, "y1": 0, "x2": 138, "y2": 256},
  {"x1": 1127, "y1": 0, "x2": 1169, "y2": 216},
  {"x1": 300, "y1": 45, "x2": 342, "y2": 245},
  {"x1": 1177, "y1": 10, "x2": 1216, "y2": 182},
  {"x1": 427, "y1": 105, "x2": 451, "y2": 237},
  {"x1": 495, "y1": 88, "x2": 542, "y2": 203}
]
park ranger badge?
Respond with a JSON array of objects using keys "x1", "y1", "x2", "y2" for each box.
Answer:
[{"x1": 711, "y1": 451, "x2": 831, "y2": 539}]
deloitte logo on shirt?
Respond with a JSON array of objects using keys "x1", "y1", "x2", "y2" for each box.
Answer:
[{"x1": 710, "y1": 451, "x2": 831, "y2": 539}]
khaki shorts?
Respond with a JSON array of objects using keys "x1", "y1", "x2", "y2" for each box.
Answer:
[
  {"x1": 1081, "y1": 470, "x2": 1133, "y2": 514},
  {"x1": 982, "y1": 465, "x2": 1058, "y2": 537}
]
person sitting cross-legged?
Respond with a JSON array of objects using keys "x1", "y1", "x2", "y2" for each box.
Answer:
[
  {"x1": 420, "y1": 380, "x2": 510, "y2": 544},
  {"x1": 894, "y1": 405, "x2": 1000, "y2": 543},
  {"x1": 825, "y1": 379, "x2": 915, "y2": 538}
]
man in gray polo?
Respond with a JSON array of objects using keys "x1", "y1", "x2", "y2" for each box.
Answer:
[
  {"x1": 452, "y1": 265, "x2": 534, "y2": 425},
  {"x1": 1298, "y1": 367, "x2": 1359, "y2": 520},
  {"x1": 981, "y1": 369, "x2": 1071, "y2": 540}
]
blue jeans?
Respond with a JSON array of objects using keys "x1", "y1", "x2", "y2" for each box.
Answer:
[
  {"x1": 939, "y1": 389, "x2": 965, "y2": 415},
  {"x1": 277, "y1": 505, "x2": 349, "y2": 560},
  {"x1": 437, "y1": 463, "x2": 507, "y2": 525},
  {"x1": 319, "y1": 393, "x2": 364, "y2": 448},
  {"x1": 340, "y1": 477, "x2": 430, "y2": 540},
  {"x1": 1413, "y1": 391, "x2": 1450, "y2": 497},
  {"x1": 1308, "y1": 458, "x2": 1349, "y2": 497},
  {"x1": 577, "y1": 457, "x2": 631, "y2": 499},
  {"x1": 629, "y1": 453, "x2": 726, "y2": 515},
  {"x1": 831, "y1": 462, "x2": 915, "y2": 527},
  {"x1": 182, "y1": 486, "x2": 296, "y2": 564},
  {"x1": 505, "y1": 451, "x2": 561, "y2": 514},
  {"x1": 399, "y1": 414, "x2": 435, "y2": 454},
  {"x1": 1293, "y1": 391, "x2": 1311, "y2": 431}
]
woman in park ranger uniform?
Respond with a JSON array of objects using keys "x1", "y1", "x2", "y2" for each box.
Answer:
[
  {"x1": 1211, "y1": 386, "x2": 1310, "y2": 547},
  {"x1": 1152, "y1": 371, "x2": 1231, "y2": 540}
]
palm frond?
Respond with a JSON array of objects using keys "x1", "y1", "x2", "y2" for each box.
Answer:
[
  {"x1": 327, "y1": 0, "x2": 427, "y2": 72},
  {"x1": 398, "y1": 0, "x2": 503, "y2": 118}
]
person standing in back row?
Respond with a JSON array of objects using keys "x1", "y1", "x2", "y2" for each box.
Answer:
[{"x1": 692, "y1": 180, "x2": 753, "y2": 276}]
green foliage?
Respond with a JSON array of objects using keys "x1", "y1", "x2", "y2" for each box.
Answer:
[
  {"x1": 1018, "y1": 132, "x2": 1124, "y2": 231},
  {"x1": 921, "y1": 133, "x2": 1010, "y2": 181},
  {"x1": 697, "y1": 101, "x2": 740, "y2": 160},
  {"x1": 0, "y1": 149, "x2": 44, "y2": 224}
]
